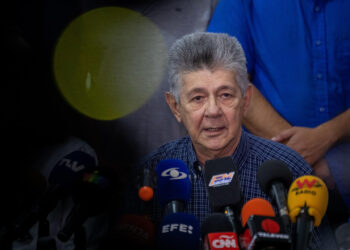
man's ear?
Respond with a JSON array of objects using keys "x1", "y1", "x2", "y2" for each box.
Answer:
[
  {"x1": 242, "y1": 84, "x2": 253, "y2": 115},
  {"x1": 165, "y1": 92, "x2": 182, "y2": 123}
]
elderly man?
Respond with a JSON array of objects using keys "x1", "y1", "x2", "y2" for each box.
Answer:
[{"x1": 133, "y1": 32, "x2": 321, "y2": 248}]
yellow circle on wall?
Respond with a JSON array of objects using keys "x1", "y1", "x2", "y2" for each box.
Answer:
[{"x1": 53, "y1": 7, "x2": 167, "y2": 120}]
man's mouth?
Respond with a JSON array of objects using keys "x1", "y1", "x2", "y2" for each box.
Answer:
[{"x1": 204, "y1": 127, "x2": 225, "y2": 132}]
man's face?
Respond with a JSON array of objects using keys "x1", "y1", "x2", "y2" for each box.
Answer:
[{"x1": 166, "y1": 69, "x2": 252, "y2": 156}]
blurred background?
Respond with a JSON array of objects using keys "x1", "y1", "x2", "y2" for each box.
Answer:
[{"x1": 2, "y1": 0, "x2": 219, "y2": 249}]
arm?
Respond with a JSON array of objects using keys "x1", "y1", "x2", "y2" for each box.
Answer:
[
  {"x1": 317, "y1": 108, "x2": 350, "y2": 143},
  {"x1": 272, "y1": 108, "x2": 350, "y2": 165},
  {"x1": 243, "y1": 85, "x2": 344, "y2": 190},
  {"x1": 243, "y1": 84, "x2": 292, "y2": 139}
]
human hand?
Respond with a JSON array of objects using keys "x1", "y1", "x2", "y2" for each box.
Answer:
[{"x1": 271, "y1": 126, "x2": 333, "y2": 166}]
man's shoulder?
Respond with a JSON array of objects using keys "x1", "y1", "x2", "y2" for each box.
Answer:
[
  {"x1": 138, "y1": 136, "x2": 191, "y2": 168},
  {"x1": 246, "y1": 132, "x2": 313, "y2": 176}
]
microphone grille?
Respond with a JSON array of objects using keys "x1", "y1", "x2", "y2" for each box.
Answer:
[
  {"x1": 257, "y1": 159, "x2": 293, "y2": 193},
  {"x1": 241, "y1": 198, "x2": 275, "y2": 227}
]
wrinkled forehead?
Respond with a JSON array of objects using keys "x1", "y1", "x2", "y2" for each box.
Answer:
[{"x1": 179, "y1": 68, "x2": 241, "y2": 94}]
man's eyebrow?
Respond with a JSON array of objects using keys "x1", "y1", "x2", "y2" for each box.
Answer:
[
  {"x1": 185, "y1": 87, "x2": 207, "y2": 98},
  {"x1": 216, "y1": 85, "x2": 236, "y2": 92}
]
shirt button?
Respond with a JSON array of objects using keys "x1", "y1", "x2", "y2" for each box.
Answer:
[
  {"x1": 314, "y1": 6, "x2": 321, "y2": 12},
  {"x1": 315, "y1": 40, "x2": 321, "y2": 46},
  {"x1": 317, "y1": 73, "x2": 323, "y2": 80},
  {"x1": 320, "y1": 107, "x2": 325, "y2": 112}
]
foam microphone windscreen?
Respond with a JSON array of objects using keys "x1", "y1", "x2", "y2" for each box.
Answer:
[
  {"x1": 201, "y1": 213, "x2": 235, "y2": 239},
  {"x1": 240, "y1": 199, "x2": 291, "y2": 250},
  {"x1": 48, "y1": 150, "x2": 97, "y2": 192},
  {"x1": 288, "y1": 175, "x2": 329, "y2": 226},
  {"x1": 204, "y1": 157, "x2": 240, "y2": 211},
  {"x1": 257, "y1": 159, "x2": 293, "y2": 194},
  {"x1": 155, "y1": 159, "x2": 191, "y2": 207},
  {"x1": 241, "y1": 198, "x2": 276, "y2": 228},
  {"x1": 157, "y1": 212, "x2": 200, "y2": 250}
]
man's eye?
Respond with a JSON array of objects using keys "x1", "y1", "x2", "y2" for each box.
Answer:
[
  {"x1": 193, "y1": 96, "x2": 203, "y2": 101},
  {"x1": 221, "y1": 93, "x2": 233, "y2": 98}
]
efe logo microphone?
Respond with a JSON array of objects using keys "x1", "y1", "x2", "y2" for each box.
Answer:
[{"x1": 161, "y1": 223, "x2": 193, "y2": 234}]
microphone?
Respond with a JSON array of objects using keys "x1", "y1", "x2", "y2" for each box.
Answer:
[
  {"x1": 240, "y1": 198, "x2": 276, "y2": 228},
  {"x1": 335, "y1": 222, "x2": 350, "y2": 250},
  {"x1": 201, "y1": 213, "x2": 240, "y2": 249},
  {"x1": 138, "y1": 168, "x2": 155, "y2": 202},
  {"x1": 204, "y1": 157, "x2": 241, "y2": 233},
  {"x1": 257, "y1": 159, "x2": 293, "y2": 233},
  {"x1": 11, "y1": 150, "x2": 97, "y2": 240},
  {"x1": 239, "y1": 198, "x2": 292, "y2": 250},
  {"x1": 57, "y1": 169, "x2": 112, "y2": 242},
  {"x1": 112, "y1": 213, "x2": 155, "y2": 250},
  {"x1": 288, "y1": 175, "x2": 329, "y2": 250},
  {"x1": 155, "y1": 159, "x2": 191, "y2": 214},
  {"x1": 157, "y1": 212, "x2": 200, "y2": 250}
]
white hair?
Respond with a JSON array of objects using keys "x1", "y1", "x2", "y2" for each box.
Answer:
[{"x1": 168, "y1": 32, "x2": 249, "y2": 103}]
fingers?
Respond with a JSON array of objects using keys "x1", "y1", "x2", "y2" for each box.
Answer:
[{"x1": 271, "y1": 127, "x2": 295, "y2": 142}]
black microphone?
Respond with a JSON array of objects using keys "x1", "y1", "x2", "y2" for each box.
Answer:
[
  {"x1": 11, "y1": 150, "x2": 97, "y2": 240},
  {"x1": 257, "y1": 159, "x2": 292, "y2": 233},
  {"x1": 201, "y1": 213, "x2": 240, "y2": 249},
  {"x1": 335, "y1": 222, "x2": 350, "y2": 250},
  {"x1": 204, "y1": 157, "x2": 241, "y2": 233},
  {"x1": 57, "y1": 168, "x2": 112, "y2": 242}
]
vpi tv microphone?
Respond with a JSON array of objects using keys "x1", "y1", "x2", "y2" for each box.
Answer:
[{"x1": 239, "y1": 197, "x2": 292, "y2": 250}]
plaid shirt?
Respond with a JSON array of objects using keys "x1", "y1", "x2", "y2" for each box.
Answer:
[{"x1": 133, "y1": 130, "x2": 320, "y2": 248}]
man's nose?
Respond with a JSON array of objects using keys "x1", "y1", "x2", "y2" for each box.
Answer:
[{"x1": 205, "y1": 96, "x2": 222, "y2": 117}]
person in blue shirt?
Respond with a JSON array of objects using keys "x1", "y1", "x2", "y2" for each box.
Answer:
[
  {"x1": 207, "y1": 0, "x2": 350, "y2": 218},
  {"x1": 134, "y1": 31, "x2": 320, "y2": 249}
]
